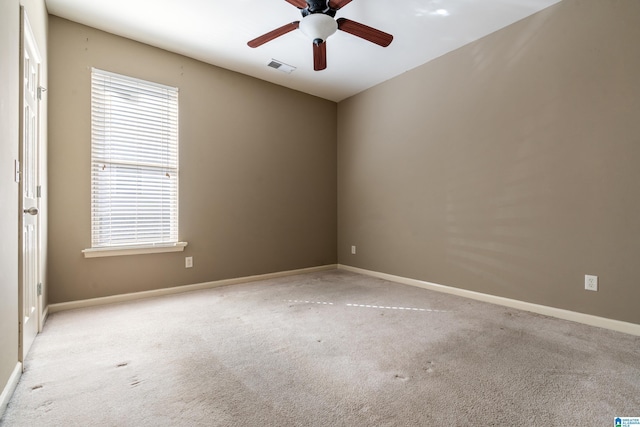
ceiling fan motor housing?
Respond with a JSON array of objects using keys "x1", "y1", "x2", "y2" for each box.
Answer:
[{"x1": 302, "y1": 0, "x2": 337, "y2": 17}]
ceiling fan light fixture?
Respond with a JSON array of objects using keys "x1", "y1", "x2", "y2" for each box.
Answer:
[{"x1": 299, "y1": 13, "x2": 338, "y2": 42}]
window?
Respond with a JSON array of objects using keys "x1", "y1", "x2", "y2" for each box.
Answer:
[{"x1": 83, "y1": 68, "x2": 185, "y2": 258}]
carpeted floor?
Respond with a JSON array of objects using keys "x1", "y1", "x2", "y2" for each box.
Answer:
[{"x1": 2, "y1": 270, "x2": 639, "y2": 426}]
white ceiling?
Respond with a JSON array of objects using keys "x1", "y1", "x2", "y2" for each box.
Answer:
[{"x1": 45, "y1": 0, "x2": 561, "y2": 102}]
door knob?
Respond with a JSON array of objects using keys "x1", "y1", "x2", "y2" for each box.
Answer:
[{"x1": 24, "y1": 207, "x2": 38, "y2": 215}]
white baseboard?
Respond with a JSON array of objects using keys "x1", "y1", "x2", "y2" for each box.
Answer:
[
  {"x1": 46, "y1": 262, "x2": 640, "y2": 336},
  {"x1": 39, "y1": 305, "x2": 49, "y2": 333},
  {"x1": 49, "y1": 264, "x2": 338, "y2": 313},
  {"x1": 338, "y1": 264, "x2": 640, "y2": 337},
  {"x1": 0, "y1": 362, "x2": 22, "y2": 419}
]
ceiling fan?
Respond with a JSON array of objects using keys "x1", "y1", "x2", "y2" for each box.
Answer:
[{"x1": 248, "y1": 0, "x2": 393, "y2": 71}]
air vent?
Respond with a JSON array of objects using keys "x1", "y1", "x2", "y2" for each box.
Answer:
[{"x1": 267, "y1": 59, "x2": 296, "y2": 74}]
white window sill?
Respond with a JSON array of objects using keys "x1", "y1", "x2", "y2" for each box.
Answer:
[{"x1": 82, "y1": 242, "x2": 188, "y2": 258}]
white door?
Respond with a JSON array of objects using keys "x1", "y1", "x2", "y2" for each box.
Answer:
[{"x1": 18, "y1": 9, "x2": 42, "y2": 364}]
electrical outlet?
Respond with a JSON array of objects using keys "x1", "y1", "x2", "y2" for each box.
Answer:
[
  {"x1": 351, "y1": 245, "x2": 356, "y2": 255},
  {"x1": 585, "y1": 274, "x2": 598, "y2": 291},
  {"x1": 185, "y1": 256, "x2": 193, "y2": 268}
]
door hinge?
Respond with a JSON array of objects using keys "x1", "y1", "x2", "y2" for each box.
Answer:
[
  {"x1": 37, "y1": 283, "x2": 42, "y2": 296},
  {"x1": 37, "y1": 185, "x2": 42, "y2": 198},
  {"x1": 37, "y1": 86, "x2": 47, "y2": 100},
  {"x1": 15, "y1": 160, "x2": 20, "y2": 183}
]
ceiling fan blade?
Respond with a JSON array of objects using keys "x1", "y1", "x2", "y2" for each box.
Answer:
[
  {"x1": 329, "y1": 0, "x2": 353, "y2": 10},
  {"x1": 313, "y1": 40, "x2": 327, "y2": 71},
  {"x1": 336, "y1": 18, "x2": 393, "y2": 47},
  {"x1": 247, "y1": 21, "x2": 300, "y2": 48},
  {"x1": 285, "y1": 0, "x2": 307, "y2": 8}
]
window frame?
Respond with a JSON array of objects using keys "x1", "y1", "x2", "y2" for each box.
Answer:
[{"x1": 82, "y1": 68, "x2": 186, "y2": 258}]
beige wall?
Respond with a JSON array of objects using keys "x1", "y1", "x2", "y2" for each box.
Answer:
[
  {"x1": 337, "y1": 0, "x2": 640, "y2": 324},
  {"x1": 1, "y1": 0, "x2": 48, "y2": 409},
  {"x1": 47, "y1": 17, "x2": 337, "y2": 304}
]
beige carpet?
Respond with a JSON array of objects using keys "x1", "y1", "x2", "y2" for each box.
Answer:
[{"x1": 2, "y1": 270, "x2": 639, "y2": 426}]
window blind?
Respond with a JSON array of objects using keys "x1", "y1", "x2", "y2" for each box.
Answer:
[{"x1": 90, "y1": 68, "x2": 179, "y2": 248}]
